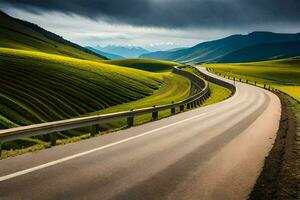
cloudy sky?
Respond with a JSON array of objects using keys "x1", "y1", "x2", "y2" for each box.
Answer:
[{"x1": 1, "y1": 0, "x2": 300, "y2": 51}]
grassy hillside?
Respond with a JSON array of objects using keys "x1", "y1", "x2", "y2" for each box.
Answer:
[
  {"x1": 141, "y1": 32, "x2": 300, "y2": 64},
  {"x1": 0, "y1": 47, "x2": 172, "y2": 129},
  {"x1": 205, "y1": 57, "x2": 300, "y2": 100},
  {"x1": 104, "y1": 58, "x2": 178, "y2": 72},
  {"x1": 0, "y1": 47, "x2": 192, "y2": 155},
  {"x1": 0, "y1": 11, "x2": 106, "y2": 61},
  {"x1": 219, "y1": 41, "x2": 300, "y2": 63}
]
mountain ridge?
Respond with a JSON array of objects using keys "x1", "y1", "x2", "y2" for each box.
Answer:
[
  {"x1": 140, "y1": 31, "x2": 300, "y2": 63},
  {"x1": 86, "y1": 46, "x2": 124, "y2": 59},
  {"x1": 94, "y1": 45, "x2": 150, "y2": 58}
]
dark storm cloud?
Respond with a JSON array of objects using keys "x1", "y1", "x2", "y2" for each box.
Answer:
[{"x1": 3, "y1": 0, "x2": 300, "y2": 28}]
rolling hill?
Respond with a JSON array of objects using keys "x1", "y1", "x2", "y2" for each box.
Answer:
[
  {"x1": 0, "y1": 10, "x2": 107, "y2": 61},
  {"x1": 205, "y1": 57, "x2": 300, "y2": 100},
  {"x1": 218, "y1": 41, "x2": 300, "y2": 63},
  {"x1": 140, "y1": 32, "x2": 300, "y2": 63},
  {"x1": 0, "y1": 48, "x2": 166, "y2": 129},
  {"x1": 0, "y1": 11, "x2": 192, "y2": 152}
]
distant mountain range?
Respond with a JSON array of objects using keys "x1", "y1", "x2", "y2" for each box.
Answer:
[
  {"x1": 140, "y1": 32, "x2": 300, "y2": 63},
  {"x1": 86, "y1": 46, "x2": 124, "y2": 59},
  {"x1": 93, "y1": 45, "x2": 150, "y2": 58}
]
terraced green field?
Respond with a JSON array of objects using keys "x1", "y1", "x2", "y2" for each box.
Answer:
[
  {"x1": 0, "y1": 48, "x2": 184, "y2": 129},
  {"x1": 0, "y1": 11, "x2": 192, "y2": 157},
  {"x1": 205, "y1": 57, "x2": 300, "y2": 100},
  {"x1": 0, "y1": 47, "x2": 190, "y2": 155}
]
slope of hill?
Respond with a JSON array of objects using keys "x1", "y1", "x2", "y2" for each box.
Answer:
[
  {"x1": 140, "y1": 32, "x2": 300, "y2": 63},
  {"x1": 95, "y1": 45, "x2": 150, "y2": 58},
  {"x1": 104, "y1": 58, "x2": 178, "y2": 72},
  {"x1": 0, "y1": 48, "x2": 165, "y2": 129},
  {"x1": 0, "y1": 11, "x2": 193, "y2": 154},
  {"x1": 86, "y1": 46, "x2": 123, "y2": 59},
  {"x1": 0, "y1": 11, "x2": 107, "y2": 61},
  {"x1": 205, "y1": 57, "x2": 300, "y2": 99},
  {"x1": 218, "y1": 41, "x2": 300, "y2": 63}
]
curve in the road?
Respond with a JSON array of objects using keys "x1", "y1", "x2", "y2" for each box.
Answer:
[{"x1": 0, "y1": 67, "x2": 281, "y2": 200}]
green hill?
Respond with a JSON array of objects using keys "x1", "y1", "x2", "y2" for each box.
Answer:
[
  {"x1": 0, "y1": 48, "x2": 169, "y2": 129},
  {"x1": 219, "y1": 41, "x2": 300, "y2": 63},
  {"x1": 0, "y1": 11, "x2": 191, "y2": 154},
  {"x1": 205, "y1": 57, "x2": 300, "y2": 100},
  {"x1": 0, "y1": 11, "x2": 106, "y2": 61},
  {"x1": 141, "y1": 32, "x2": 300, "y2": 63}
]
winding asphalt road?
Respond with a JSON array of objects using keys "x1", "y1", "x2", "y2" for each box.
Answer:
[{"x1": 0, "y1": 67, "x2": 281, "y2": 200}]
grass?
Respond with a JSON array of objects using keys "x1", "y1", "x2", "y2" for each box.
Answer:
[
  {"x1": 0, "y1": 47, "x2": 190, "y2": 156},
  {"x1": 204, "y1": 57, "x2": 300, "y2": 101}
]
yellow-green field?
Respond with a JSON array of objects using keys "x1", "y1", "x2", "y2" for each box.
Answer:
[
  {"x1": 205, "y1": 57, "x2": 300, "y2": 101},
  {"x1": 0, "y1": 47, "x2": 190, "y2": 153}
]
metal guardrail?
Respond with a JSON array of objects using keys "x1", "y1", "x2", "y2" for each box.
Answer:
[
  {"x1": 206, "y1": 67, "x2": 299, "y2": 104},
  {"x1": 0, "y1": 67, "x2": 212, "y2": 155}
]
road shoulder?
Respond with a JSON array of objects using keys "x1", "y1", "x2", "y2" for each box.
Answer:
[{"x1": 250, "y1": 92, "x2": 300, "y2": 200}]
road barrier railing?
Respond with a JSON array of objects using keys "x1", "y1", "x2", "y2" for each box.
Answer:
[
  {"x1": 0, "y1": 67, "x2": 212, "y2": 156},
  {"x1": 206, "y1": 68, "x2": 300, "y2": 104}
]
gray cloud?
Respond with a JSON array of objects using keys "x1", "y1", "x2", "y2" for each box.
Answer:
[{"x1": 2, "y1": 0, "x2": 300, "y2": 28}]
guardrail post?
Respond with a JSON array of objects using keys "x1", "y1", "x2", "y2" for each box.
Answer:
[
  {"x1": 171, "y1": 102, "x2": 176, "y2": 114},
  {"x1": 187, "y1": 103, "x2": 191, "y2": 109},
  {"x1": 197, "y1": 100, "x2": 201, "y2": 106},
  {"x1": 179, "y1": 105, "x2": 184, "y2": 112},
  {"x1": 171, "y1": 107, "x2": 176, "y2": 114},
  {"x1": 193, "y1": 101, "x2": 197, "y2": 108},
  {"x1": 152, "y1": 111, "x2": 158, "y2": 120},
  {"x1": 127, "y1": 116, "x2": 134, "y2": 127},
  {"x1": 254, "y1": 81, "x2": 256, "y2": 86},
  {"x1": 0, "y1": 142, "x2": 2, "y2": 157},
  {"x1": 91, "y1": 124, "x2": 100, "y2": 136},
  {"x1": 264, "y1": 84, "x2": 266, "y2": 89},
  {"x1": 152, "y1": 106, "x2": 158, "y2": 120},
  {"x1": 50, "y1": 132, "x2": 57, "y2": 146}
]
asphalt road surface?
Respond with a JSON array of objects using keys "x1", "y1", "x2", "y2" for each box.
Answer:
[{"x1": 0, "y1": 67, "x2": 281, "y2": 200}]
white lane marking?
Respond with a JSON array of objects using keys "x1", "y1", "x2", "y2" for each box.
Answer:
[{"x1": 0, "y1": 105, "x2": 235, "y2": 182}]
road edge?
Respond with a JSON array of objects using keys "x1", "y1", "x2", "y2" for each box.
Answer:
[{"x1": 249, "y1": 92, "x2": 299, "y2": 200}]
